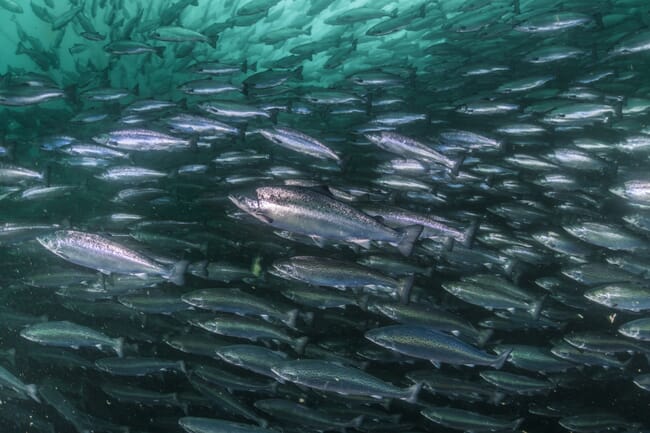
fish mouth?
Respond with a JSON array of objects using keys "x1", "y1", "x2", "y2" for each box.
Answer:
[{"x1": 228, "y1": 194, "x2": 257, "y2": 212}]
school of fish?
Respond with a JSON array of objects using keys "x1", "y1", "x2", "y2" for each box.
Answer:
[{"x1": 1, "y1": 0, "x2": 650, "y2": 432}]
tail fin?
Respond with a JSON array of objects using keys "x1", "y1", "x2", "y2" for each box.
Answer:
[
  {"x1": 389, "y1": 8, "x2": 398, "y2": 18},
  {"x1": 462, "y1": 218, "x2": 480, "y2": 248},
  {"x1": 5, "y1": 348, "x2": 16, "y2": 367},
  {"x1": 397, "y1": 274, "x2": 414, "y2": 304},
  {"x1": 190, "y1": 260, "x2": 208, "y2": 278},
  {"x1": 113, "y1": 337, "x2": 125, "y2": 358},
  {"x1": 294, "y1": 336, "x2": 309, "y2": 355},
  {"x1": 294, "y1": 65, "x2": 303, "y2": 80},
  {"x1": 155, "y1": 46, "x2": 165, "y2": 58},
  {"x1": 300, "y1": 311, "x2": 314, "y2": 327},
  {"x1": 348, "y1": 415, "x2": 364, "y2": 429},
  {"x1": 511, "y1": 417, "x2": 524, "y2": 431},
  {"x1": 476, "y1": 329, "x2": 494, "y2": 347},
  {"x1": 199, "y1": 242, "x2": 208, "y2": 256},
  {"x1": 404, "y1": 381, "x2": 421, "y2": 403},
  {"x1": 208, "y1": 35, "x2": 218, "y2": 49},
  {"x1": 285, "y1": 309, "x2": 299, "y2": 329},
  {"x1": 269, "y1": 109, "x2": 278, "y2": 124},
  {"x1": 168, "y1": 260, "x2": 189, "y2": 286},
  {"x1": 493, "y1": 348, "x2": 512, "y2": 370},
  {"x1": 396, "y1": 225, "x2": 423, "y2": 256},
  {"x1": 178, "y1": 360, "x2": 187, "y2": 374},
  {"x1": 26, "y1": 384, "x2": 40, "y2": 403},
  {"x1": 451, "y1": 153, "x2": 465, "y2": 176},
  {"x1": 529, "y1": 295, "x2": 547, "y2": 320},
  {"x1": 491, "y1": 391, "x2": 507, "y2": 405},
  {"x1": 357, "y1": 294, "x2": 370, "y2": 311},
  {"x1": 15, "y1": 42, "x2": 26, "y2": 55}
]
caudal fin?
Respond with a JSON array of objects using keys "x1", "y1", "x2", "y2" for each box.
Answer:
[
  {"x1": 294, "y1": 336, "x2": 309, "y2": 355},
  {"x1": 26, "y1": 384, "x2": 40, "y2": 403},
  {"x1": 397, "y1": 274, "x2": 414, "y2": 304},
  {"x1": 396, "y1": 225, "x2": 423, "y2": 256},
  {"x1": 493, "y1": 348, "x2": 512, "y2": 370},
  {"x1": 462, "y1": 218, "x2": 480, "y2": 248},
  {"x1": 169, "y1": 260, "x2": 189, "y2": 286},
  {"x1": 451, "y1": 153, "x2": 466, "y2": 176},
  {"x1": 113, "y1": 337, "x2": 125, "y2": 358},
  {"x1": 404, "y1": 382, "x2": 421, "y2": 403},
  {"x1": 511, "y1": 417, "x2": 525, "y2": 431},
  {"x1": 348, "y1": 415, "x2": 364, "y2": 429},
  {"x1": 476, "y1": 329, "x2": 494, "y2": 347},
  {"x1": 529, "y1": 295, "x2": 547, "y2": 320},
  {"x1": 284, "y1": 309, "x2": 299, "y2": 329}
]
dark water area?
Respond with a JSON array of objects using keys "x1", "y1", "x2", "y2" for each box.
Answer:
[{"x1": 1, "y1": 0, "x2": 650, "y2": 432}]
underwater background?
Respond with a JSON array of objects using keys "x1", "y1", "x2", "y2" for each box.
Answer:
[{"x1": 1, "y1": 0, "x2": 650, "y2": 432}]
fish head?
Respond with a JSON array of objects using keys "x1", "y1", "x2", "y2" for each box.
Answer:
[
  {"x1": 364, "y1": 132, "x2": 382, "y2": 144},
  {"x1": 270, "y1": 363, "x2": 298, "y2": 382},
  {"x1": 228, "y1": 194, "x2": 268, "y2": 224},
  {"x1": 92, "y1": 133, "x2": 110, "y2": 145},
  {"x1": 583, "y1": 288, "x2": 609, "y2": 305},
  {"x1": 215, "y1": 348, "x2": 242, "y2": 365},
  {"x1": 269, "y1": 260, "x2": 298, "y2": 280},
  {"x1": 35, "y1": 233, "x2": 60, "y2": 253},
  {"x1": 618, "y1": 325, "x2": 639, "y2": 339},
  {"x1": 19, "y1": 327, "x2": 37, "y2": 342}
]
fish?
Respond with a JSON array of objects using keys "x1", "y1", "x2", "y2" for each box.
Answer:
[
  {"x1": 151, "y1": 26, "x2": 217, "y2": 48},
  {"x1": 36, "y1": 230, "x2": 188, "y2": 285},
  {"x1": 229, "y1": 186, "x2": 422, "y2": 256},
  {"x1": 421, "y1": 407, "x2": 524, "y2": 432},
  {"x1": 21, "y1": 321, "x2": 124, "y2": 357},
  {"x1": 271, "y1": 360, "x2": 420, "y2": 402},
  {"x1": 271, "y1": 255, "x2": 414, "y2": 302},
  {"x1": 365, "y1": 325, "x2": 511, "y2": 368}
]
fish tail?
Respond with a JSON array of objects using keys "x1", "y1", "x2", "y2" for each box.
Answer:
[
  {"x1": 300, "y1": 311, "x2": 315, "y2": 327},
  {"x1": 396, "y1": 225, "x2": 422, "y2": 256},
  {"x1": 451, "y1": 153, "x2": 466, "y2": 176},
  {"x1": 26, "y1": 384, "x2": 40, "y2": 403},
  {"x1": 476, "y1": 329, "x2": 494, "y2": 347},
  {"x1": 493, "y1": 348, "x2": 512, "y2": 370},
  {"x1": 511, "y1": 417, "x2": 525, "y2": 431},
  {"x1": 530, "y1": 295, "x2": 547, "y2": 320},
  {"x1": 491, "y1": 391, "x2": 507, "y2": 405},
  {"x1": 114, "y1": 337, "x2": 125, "y2": 358},
  {"x1": 462, "y1": 218, "x2": 480, "y2": 248},
  {"x1": 294, "y1": 65, "x2": 304, "y2": 80},
  {"x1": 285, "y1": 309, "x2": 299, "y2": 328},
  {"x1": 294, "y1": 336, "x2": 309, "y2": 355},
  {"x1": 357, "y1": 294, "x2": 370, "y2": 311},
  {"x1": 397, "y1": 274, "x2": 414, "y2": 304},
  {"x1": 169, "y1": 260, "x2": 189, "y2": 286},
  {"x1": 5, "y1": 348, "x2": 16, "y2": 367},
  {"x1": 350, "y1": 415, "x2": 364, "y2": 429},
  {"x1": 405, "y1": 381, "x2": 421, "y2": 403}
]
